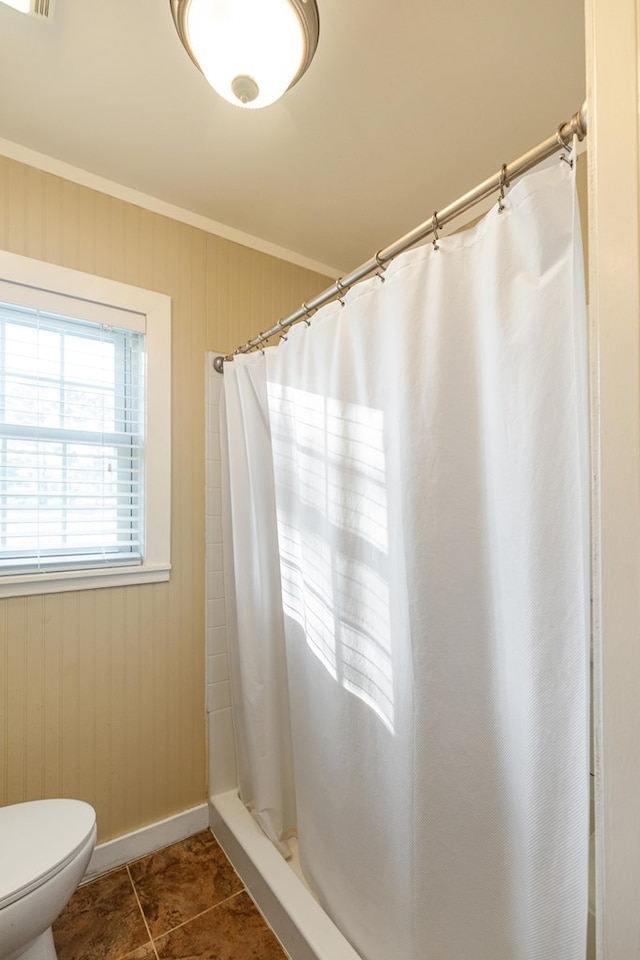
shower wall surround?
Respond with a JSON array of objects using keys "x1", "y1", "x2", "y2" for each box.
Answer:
[{"x1": 205, "y1": 359, "x2": 236, "y2": 797}]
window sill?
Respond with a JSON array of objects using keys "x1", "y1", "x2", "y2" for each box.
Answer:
[{"x1": 0, "y1": 564, "x2": 171, "y2": 598}]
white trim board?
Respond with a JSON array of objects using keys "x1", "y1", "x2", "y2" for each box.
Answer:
[
  {"x1": 0, "y1": 137, "x2": 343, "y2": 279},
  {"x1": 84, "y1": 803, "x2": 209, "y2": 881},
  {"x1": 586, "y1": 0, "x2": 640, "y2": 956}
]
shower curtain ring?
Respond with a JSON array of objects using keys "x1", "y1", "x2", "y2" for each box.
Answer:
[
  {"x1": 374, "y1": 249, "x2": 387, "y2": 281},
  {"x1": 497, "y1": 163, "x2": 509, "y2": 213},
  {"x1": 556, "y1": 124, "x2": 572, "y2": 153},
  {"x1": 556, "y1": 124, "x2": 574, "y2": 168},
  {"x1": 432, "y1": 212, "x2": 440, "y2": 250},
  {"x1": 336, "y1": 278, "x2": 347, "y2": 306},
  {"x1": 302, "y1": 302, "x2": 314, "y2": 324}
]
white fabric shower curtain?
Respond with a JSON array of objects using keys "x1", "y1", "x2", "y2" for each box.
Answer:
[{"x1": 221, "y1": 156, "x2": 589, "y2": 960}]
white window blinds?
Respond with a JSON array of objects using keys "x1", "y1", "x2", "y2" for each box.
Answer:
[{"x1": 0, "y1": 301, "x2": 145, "y2": 574}]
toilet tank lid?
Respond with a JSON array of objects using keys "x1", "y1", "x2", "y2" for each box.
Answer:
[{"x1": 0, "y1": 799, "x2": 96, "y2": 907}]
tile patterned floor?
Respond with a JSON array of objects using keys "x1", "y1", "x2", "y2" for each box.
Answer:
[{"x1": 52, "y1": 830, "x2": 289, "y2": 960}]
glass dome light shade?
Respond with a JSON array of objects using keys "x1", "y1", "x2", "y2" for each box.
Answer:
[{"x1": 171, "y1": 0, "x2": 319, "y2": 110}]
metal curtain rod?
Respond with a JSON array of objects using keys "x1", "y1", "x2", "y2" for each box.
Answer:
[{"x1": 214, "y1": 100, "x2": 587, "y2": 373}]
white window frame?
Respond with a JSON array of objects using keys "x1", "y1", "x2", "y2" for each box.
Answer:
[{"x1": 0, "y1": 249, "x2": 171, "y2": 597}]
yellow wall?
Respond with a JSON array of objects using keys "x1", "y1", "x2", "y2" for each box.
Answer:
[{"x1": 0, "y1": 155, "x2": 331, "y2": 842}]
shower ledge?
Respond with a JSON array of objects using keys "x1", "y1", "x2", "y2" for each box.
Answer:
[{"x1": 209, "y1": 790, "x2": 362, "y2": 960}]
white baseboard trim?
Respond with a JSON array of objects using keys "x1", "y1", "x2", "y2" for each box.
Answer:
[{"x1": 85, "y1": 803, "x2": 209, "y2": 881}]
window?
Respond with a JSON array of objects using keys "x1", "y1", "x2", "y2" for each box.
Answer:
[{"x1": 0, "y1": 251, "x2": 171, "y2": 597}]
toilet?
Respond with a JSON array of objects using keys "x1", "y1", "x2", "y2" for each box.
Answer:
[{"x1": 0, "y1": 799, "x2": 97, "y2": 960}]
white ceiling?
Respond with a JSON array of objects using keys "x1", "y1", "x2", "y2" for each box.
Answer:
[{"x1": 0, "y1": 0, "x2": 585, "y2": 275}]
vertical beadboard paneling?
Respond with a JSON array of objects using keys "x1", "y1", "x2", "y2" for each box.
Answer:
[
  {"x1": 6, "y1": 598, "x2": 27, "y2": 803},
  {"x1": 0, "y1": 154, "x2": 331, "y2": 841},
  {"x1": 93, "y1": 588, "x2": 112, "y2": 835},
  {"x1": 107, "y1": 587, "x2": 127, "y2": 836},
  {"x1": 42, "y1": 593, "x2": 63, "y2": 799},
  {"x1": 24, "y1": 595, "x2": 45, "y2": 800}
]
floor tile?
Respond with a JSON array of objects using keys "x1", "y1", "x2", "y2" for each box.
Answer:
[
  {"x1": 53, "y1": 866, "x2": 151, "y2": 960},
  {"x1": 129, "y1": 830, "x2": 243, "y2": 938},
  {"x1": 154, "y1": 891, "x2": 288, "y2": 960}
]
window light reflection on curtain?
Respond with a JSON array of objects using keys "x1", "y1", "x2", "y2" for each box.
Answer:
[{"x1": 268, "y1": 382, "x2": 395, "y2": 733}]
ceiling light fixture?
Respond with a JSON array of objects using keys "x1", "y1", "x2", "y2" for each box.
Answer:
[{"x1": 170, "y1": 0, "x2": 319, "y2": 109}]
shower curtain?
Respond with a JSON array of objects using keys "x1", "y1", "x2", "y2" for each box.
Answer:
[{"x1": 221, "y1": 156, "x2": 590, "y2": 960}]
